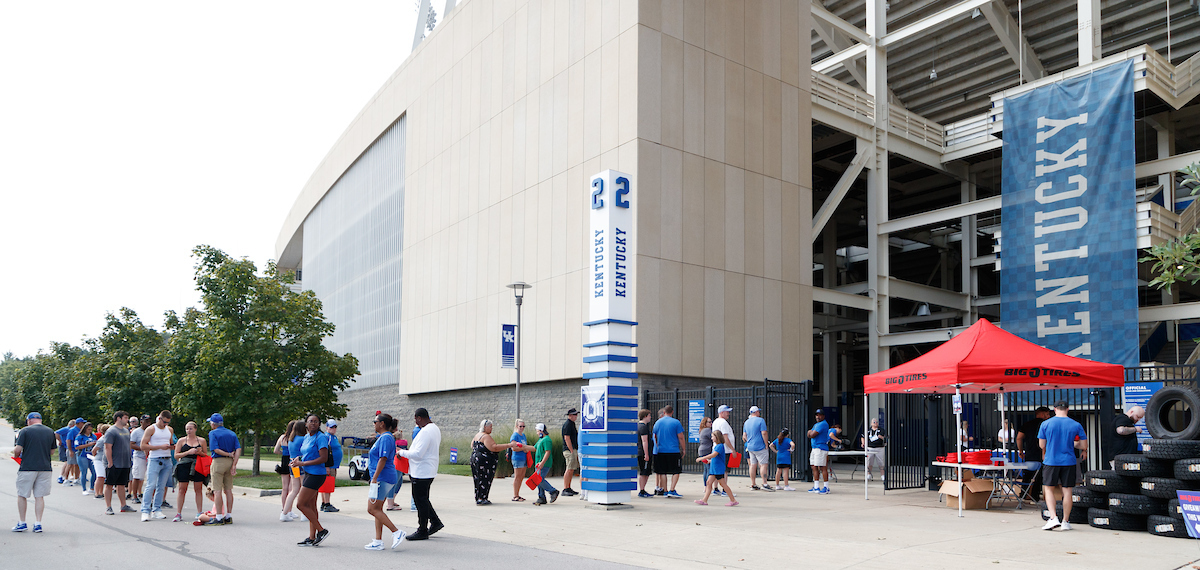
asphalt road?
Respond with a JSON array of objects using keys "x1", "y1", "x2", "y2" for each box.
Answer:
[{"x1": 0, "y1": 460, "x2": 638, "y2": 569}]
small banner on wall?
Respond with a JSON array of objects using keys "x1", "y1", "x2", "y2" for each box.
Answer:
[
  {"x1": 1000, "y1": 60, "x2": 1138, "y2": 366},
  {"x1": 501, "y1": 324, "x2": 516, "y2": 369}
]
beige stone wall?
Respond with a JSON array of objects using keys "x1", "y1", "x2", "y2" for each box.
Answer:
[
  {"x1": 279, "y1": 0, "x2": 813, "y2": 394},
  {"x1": 633, "y1": 0, "x2": 814, "y2": 384}
]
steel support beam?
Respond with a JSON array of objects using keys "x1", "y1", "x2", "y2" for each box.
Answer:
[
  {"x1": 888, "y1": 277, "x2": 971, "y2": 312},
  {"x1": 880, "y1": 0, "x2": 993, "y2": 47},
  {"x1": 813, "y1": 149, "x2": 871, "y2": 239},
  {"x1": 811, "y1": 0, "x2": 870, "y2": 45},
  {"x1": 1139, "y1": 301, "x2": 1200, "y2": 323},
  {"x1": 880, "y1": 327, "x2": 969, "y2": 347},
  {"x1": 813, "y1": 287, "x2": 875, "y2": 312},
  {"x1": 813, "y1": 44, "x2": 869, "y2": 74},
  {"x1": 877, "y1": 196, "x2": 1001, "y2": 234},
  {"x1": 866, "y1": 0, "x2": 890, "y2": 375},
  {"x1": 1135, "y1": 149, "x2": 1200, "y2": 179},
  {"x1": 979, "y1": 0, "x2": 1045, "y2": 80},
  {"x1": 1078, "y1": 0, "x2": 1102, "y2": 66}
]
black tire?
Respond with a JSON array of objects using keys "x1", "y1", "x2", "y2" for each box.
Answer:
[
  {"x1": 1085, "y1": 470, "x2": 1140, "y2": 494},
  {"x1": 1143, "y1": 439, "x2": 1200, "y2": 461},
  {"x1": 1114, "y1": 454, "x2": 1172, "y2": 478},
  {"x1": 1037, "y1": 500, "x2": 1089, "y2": 524},
  {"x1": 1071, "y1": 487, "x2": 1107, "y2": 509},
  {"x1": 1107, "y1": 493, "x2": 1168, "y2": 515},
  {"x1": 348, "y1": 464, "x2": 360, "y2": 480},
  {"x1": 1141, "y1": 477, "x2": 1200, "y2": 499},
  {"x1": 1176, "y1": 458, "x2": 1200, "y2": 481},
  {"x1": 1146, "y1": 385, "x2": 1200, "y2": 440},
  {"x1": 1088, "y1": 508, "x2": 1146, "y2": 531},
  {"x1": 1168, "y1": 499, "x2": 1186, "y2": 521},
  {"x1": 1148, "y1": 514, "x2": 1192, "y2": 538}
]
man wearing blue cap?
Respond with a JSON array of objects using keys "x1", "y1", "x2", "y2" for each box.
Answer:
[
  {"x1": 54, "y1": 419, "x2": 75, "y2": 485},
  {"x1": 13, "y1": 412, "x2": 57, "y2": 533},
  {"x1": 207, "y1": 413, "x2": 241, "y2": 524},
  {"x1": 64, "y1": 418, "x2": 84, "y2": 487}
]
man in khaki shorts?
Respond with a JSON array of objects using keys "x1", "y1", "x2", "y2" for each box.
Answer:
[
  {"x1": 13, "y1": 412, "x2": 57, "y2": 533},
  {"x1": 561, "y1": 408, "x2": 581, "y2": 496},
  {"x1": 206, "y1": 413, "x2": 241, "y2": 524}
]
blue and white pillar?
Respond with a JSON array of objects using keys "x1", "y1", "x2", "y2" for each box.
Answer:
[{"x1": 579, "y1": 169, "x2": 638, "y2": 505}]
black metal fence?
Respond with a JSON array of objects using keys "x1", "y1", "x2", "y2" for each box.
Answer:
[
  {"x1": 883, "y1": 364, "x2": 1197, "y2": 491},
  {"x1": 643, "y1": 380, "x2": 813, "y2": 481}
]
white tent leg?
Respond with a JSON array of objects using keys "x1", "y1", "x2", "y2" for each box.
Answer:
[
  {"x1": 864, "y1": 393, "x2": 869, "y2": 500},
  {"x1": 956, "y1": 384, "x2": 963, "y2": 518}
]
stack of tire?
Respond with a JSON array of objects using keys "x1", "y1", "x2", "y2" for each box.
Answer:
[{"x1": 1087, "y1": 384, "x2": 1200, "y2": 538}]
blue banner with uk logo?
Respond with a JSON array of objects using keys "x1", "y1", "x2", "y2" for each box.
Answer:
[{"x1": 1000, "y1": 60, "x2": 1138, "y2": 366}]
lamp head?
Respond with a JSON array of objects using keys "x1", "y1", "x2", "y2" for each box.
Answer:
[{"x1": 507, "y1": 281, "x2": 532, "y2": 299}]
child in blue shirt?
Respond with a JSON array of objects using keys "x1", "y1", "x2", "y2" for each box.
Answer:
[
  {"x1": 693, "y1": 431, "x2": 737, "y2": 507},
  {"x1": 769, "y1": 429, "x2": 795, "y2": 491}
]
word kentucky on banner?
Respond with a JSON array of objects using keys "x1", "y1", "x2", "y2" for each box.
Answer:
[{"x1": 1000, "y1": 60, "x2": 1139, "y2": 367}]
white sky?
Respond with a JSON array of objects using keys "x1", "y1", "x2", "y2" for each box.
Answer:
[{"x1": 0, "y1": 2, "x2": 447, "y2": 357}]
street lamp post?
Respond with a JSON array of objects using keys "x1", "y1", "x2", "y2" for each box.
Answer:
[{"x1": 506, "y1": 281, "x2": 532, "y2": 418}]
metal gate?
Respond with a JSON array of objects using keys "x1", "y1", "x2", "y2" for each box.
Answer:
[{"x1": 643, "y1": 380, "x2": 812, "y2": 481}]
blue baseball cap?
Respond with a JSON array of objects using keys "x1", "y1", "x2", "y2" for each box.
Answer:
[
  {"x1": 76, "y1": 417, "x2": 86, "y2": 423},
  {"x1": 207, "y1": 413, "x2": 224, "y2": 424},
  {"x1": 26, "y1": 412, "x2": 41, "y2": 420}
]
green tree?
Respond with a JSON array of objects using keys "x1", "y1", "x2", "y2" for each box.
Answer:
[
  {"x1": 90, "y1": 308, "x2": 171, "y2": 419},
  {"x1": 1143, "y1": 164, "x2": 1200, "y2": 292},
  {"x1": 0, "y1": 353, "x2": 32, "y2": 426},
  {"x1": 162, "y1": 245, "x2": 358, "y2": 475}
]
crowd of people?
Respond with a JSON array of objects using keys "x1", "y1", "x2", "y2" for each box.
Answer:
[{"x1": 11, "y1": 407, "x2": 447, "y2": 549}]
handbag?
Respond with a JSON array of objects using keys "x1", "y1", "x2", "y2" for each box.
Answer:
[
  {"x1": 525, "y1": 471, "x2": 543, "y2": 490},
  {"x1": 195, "y1": 455, "x2": 213, "y2": 477},
  {"x1": 396, "y1": 455, "x2": 410, "y2": 474},
  {"x1": 726, "y1": 451, "x2": 742, "y2": 469}
]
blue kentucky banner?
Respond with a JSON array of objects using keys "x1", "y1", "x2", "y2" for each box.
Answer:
[{"x1": 1000, "y1": 60, "x2": 1138, "y2": 367}]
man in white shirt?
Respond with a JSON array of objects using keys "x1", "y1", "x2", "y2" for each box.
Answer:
[{"x1": 396, "y1": 408, "x2": 442, "y2": 541}]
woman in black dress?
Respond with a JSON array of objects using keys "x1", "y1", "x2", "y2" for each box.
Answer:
[
  {"x1": 470, "y1": 420, "x2": 515, "y2": 505},
  {"x1": 172, "y1": 421, "x2": 209, "y2": 522}
]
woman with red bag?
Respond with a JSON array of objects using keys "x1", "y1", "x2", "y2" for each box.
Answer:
[
  {"x1": 172, "y1": 421, "x2": 209, "y2": 522},
  {"x1": 509, "y1": 420, "x2": 534, "y2": 502}
]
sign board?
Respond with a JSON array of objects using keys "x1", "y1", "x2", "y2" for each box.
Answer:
[
  {"x1": 1177, "y1": 491, "x2": 1200, "y2": 538},
  {"x1": 580, "y1": 386, "x2": 608, "y2": 431},
  {"x1": 449, "y1": 447, "x2": 458, "y2": 464},
  {"x1": 1123, "y1": 382, "x2": 1162, "y2": 451},
  {"x1": 952, "y1": 394, "x2": 963, "y2": 415},
  {"x1": 589, "y1": 170, "x2": 634, "y2": 323},
  {"x1": 501, "y1": 324, "x2": 516, "y2": 369},
  {"x1": 688, "y1": 400, "x2": 705, "y2": 443}
]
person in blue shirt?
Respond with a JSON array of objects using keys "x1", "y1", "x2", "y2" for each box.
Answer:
[
  {"x1": 1037, "y1": 401, "x2": 1088, "y2": 531},
  {"x1": 652, "y1": 405, "x2": 686, "y2": 498},
  {"x1": 364, "y1": 413, "x2": 405, "y2": 551},
  {"x1": 55, "y1": 420, "x2": 75, "y2": 484},
  {"x1": 807, "y1": 410, "x2": 831, "y2": 494},
  {"x1": 319, "y1": 420, "x2": 343, "y2": 513},
  {"x1": 769, "y1": 428, "x2": 795, "y2": 491},
  {"x1": 65, "y1": 419, "x2": 83, "y2": 486},
  {"x1": 693, "y1": 431, "x2": 737, "y2": 506},
  {"x1": 743, "y1": 406, "x2": 771, "y2": 490},
  {"x1": 509, "y1": 420, "x2": 533, "y2": 502},
  {"x1": 74, "y1": 423, "x2": 97, "y2": 495},
  {"x1": 289, "y1": 414, "x2": 331, "y2": 546},
  {"x1": 206, "y1": 413, "x2": 242, "y2": 525}
]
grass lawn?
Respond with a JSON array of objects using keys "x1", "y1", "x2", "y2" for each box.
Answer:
[
  {"x1": 438, "y1": 464, "x2": 471, "y2": 477},
  {"x1": 231, "y1": 469, "x2": 368, "y2": 490}
]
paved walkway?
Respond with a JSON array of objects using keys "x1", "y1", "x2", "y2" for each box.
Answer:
[{"x1": 3, "y1": 420, "x2": 1197, "y2": 568}]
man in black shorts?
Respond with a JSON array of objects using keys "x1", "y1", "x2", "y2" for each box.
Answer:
[
  {"x1": 1037, "y1": 401, "x2": 1088, "y2": 531},
  {"x1": 636, "y1": 410, "x2": 653, "y2": 498},
  {"x1": 651, "y1": 405, "x2": 685, "y2": 498},
  {"x1": 103, "y1": 411, "x2": 135, "y2": 516}
]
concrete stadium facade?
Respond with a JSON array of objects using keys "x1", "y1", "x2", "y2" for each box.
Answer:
[{"x1": 276, "y1": 0, "x2": 815, "y2": 438}]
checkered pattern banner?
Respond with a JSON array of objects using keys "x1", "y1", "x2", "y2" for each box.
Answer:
[{"x1": 1000, "y1": 60, "x2": 1138, "y2": 367}]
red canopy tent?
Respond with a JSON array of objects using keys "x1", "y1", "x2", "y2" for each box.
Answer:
[
  {"x1": 863, "y1": 319, "x2": 1124, "y2": 394},
  {"x1": 861, "y1": 319, "x2": 1124, "y2": 515}
]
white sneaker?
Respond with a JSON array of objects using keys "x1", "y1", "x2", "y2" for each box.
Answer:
[
  {"x1": 391, "y1": 529, "x2": 406, "y2": 549},
  {"x1": 151, "y1": 511, "x2": 166, "y2": 520},
  {"x1": 783, "y1": 486, "x2": 796, "y2": 491},
  {"x1": 364, "y1": 540, "x2": 384, "y2": 551},
  {"x1": 290, "y1": 511, "x2": 306, "y2": 522},
  {"x1": 141, "y1": 512, "x2": 151, "y2": 522},
  {"x1": 867, "y1": 473, "x2": 872, "y2": 481},
  {"x1": 1042, "y1": 518, "x2": 1061, "y2": 531},
  {"x1": 82, "y1": 490, "x2": 92, "y2": 495},
  {"x1": 279, "y1": 512, "x2": 292, "y2": 522},
  {"x1": 66, "y1": 480, "x2": 74, "y2": 487},
  {"x1": 1059, "y1": 522, "x2": 1072, "y2": 531}
]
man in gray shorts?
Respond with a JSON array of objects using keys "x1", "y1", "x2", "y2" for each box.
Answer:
[{"x1": 13, "y1": 412, "x2": 57, "y2": 533}]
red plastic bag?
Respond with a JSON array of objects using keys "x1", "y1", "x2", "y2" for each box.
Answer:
[
  {"x1": 396, "y1": 455, "x2": 410, "y2": 474},
  {"x1": 525, "y1": 471, "x2": 542, "y2": 490},
  {"x1": 726, "y1": 451, "x2": 742, "y2": 469}
]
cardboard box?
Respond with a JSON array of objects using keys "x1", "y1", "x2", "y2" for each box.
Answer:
[{"x1": 939, "y1": 479, "x2": 994, "y2": 510}]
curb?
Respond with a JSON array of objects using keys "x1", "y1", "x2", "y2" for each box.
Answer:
[{"x1": 233, "y1": 485, "x2": 281, "y2": 497}]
